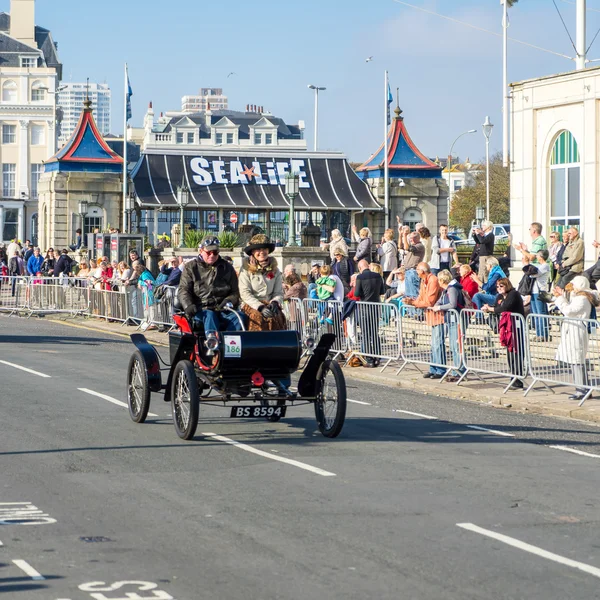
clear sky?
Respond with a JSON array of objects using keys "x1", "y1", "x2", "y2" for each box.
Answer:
[{"x1": 24, "y1": 0, "x2": 600, "y2": 162}]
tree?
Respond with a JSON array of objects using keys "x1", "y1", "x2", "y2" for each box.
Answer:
[{"x1": 449, "y1": 152, "x2": 510, "y2": 232}]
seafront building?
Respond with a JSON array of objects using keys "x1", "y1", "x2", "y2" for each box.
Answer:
[{"x1": 0, "y1": 0, "x2": 61, "y2": 244}]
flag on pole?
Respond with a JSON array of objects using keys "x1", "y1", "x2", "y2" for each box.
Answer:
[
  {"x1": 126, "y1": 67, "x2": 133, "y2": 122},
  {"x1": 387, "y1": 81, "x2": 393, "y2": 125}
]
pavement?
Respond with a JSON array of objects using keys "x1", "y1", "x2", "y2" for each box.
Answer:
[{"x1": 38, "y1": 312, "x2": 600, "y2": 427}]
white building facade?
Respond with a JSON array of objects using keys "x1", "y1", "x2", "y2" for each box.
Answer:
[
  {"x1": 143, "y1": 104, "x2": 306, "y2": 152},
  {"x1": 0, "y1": 0, "x2": 61, "y2": 244},
  {"x1": 181, "y1": 88, "x2": 228, "y2": 113},
  {"x1": 510, "y1": 66, "x2": 600, "y2": 266},
  {"x1": 57, "y1": 82, "x2": 111, "y2": 144}
]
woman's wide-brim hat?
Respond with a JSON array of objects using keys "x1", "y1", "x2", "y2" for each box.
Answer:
[{"x1": 244, "y1": 234, "x2": 275, "y2": 256}]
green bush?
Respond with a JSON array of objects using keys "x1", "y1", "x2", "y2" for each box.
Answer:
[
  {"x1": 183, "y1": 230, "x2": 212, "y2": 249},
  {"x1": 218, "y1": 231, "x2": 240, "y2": 249}
]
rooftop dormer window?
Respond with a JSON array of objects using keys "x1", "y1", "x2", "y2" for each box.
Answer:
[{"x1": 21, "y1": 57, "x2": 37, "y2": 68}]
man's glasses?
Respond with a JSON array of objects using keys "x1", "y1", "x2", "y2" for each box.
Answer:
[{"x1": 205, "y1": 250, "x2": 219, "y2": 256}]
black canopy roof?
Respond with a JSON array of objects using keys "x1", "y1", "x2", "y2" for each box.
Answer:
[{"x1": 131, "y1": 152, "x2": 380, "y2": 211}]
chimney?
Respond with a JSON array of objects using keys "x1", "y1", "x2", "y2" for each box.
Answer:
[
  {"x1": 205, "y1": 102, "x2": 212, "y2": 127},
  {"x1": 10, "y1": 0, "x2": 36, "y2": 48},
  {"x1": 246, "y1": 104, "x2": 249, "y2": 112}
]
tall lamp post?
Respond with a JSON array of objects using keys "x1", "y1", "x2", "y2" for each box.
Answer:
[
  {"x1": 176, "y1": 180, "x2": 190, "y2": 248},
  {"x1": 124, "y1": 191, "x2": 135, "y2": 234},
  {"x1": 475, "y1": 205, "x2": 485, "y2": 228},
  {"x1": 285, "y1": 170, "x2": 300, "y2": 246},
  {"x1": 447, "y1": 129, "x2": 477, "y2": 225},
  {"x1": 482, "y1": 116, "x2": 494, "y2": 221},
  {"x1": 78, "y1": 199, "x2": 88, "y2": 237},
  {"x1": 307, "y1": 84, "x2": 326, "y2": 151}
]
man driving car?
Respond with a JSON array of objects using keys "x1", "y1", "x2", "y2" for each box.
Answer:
[{"x1": 178, "y1": 236, "x2": 244, "y2": 334}]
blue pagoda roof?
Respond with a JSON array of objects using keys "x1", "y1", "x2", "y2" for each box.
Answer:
[
  {"x1": 357, "y1": 108, "x2": 442, "y2": 180},
  {"x1": 45, "y1": 101, "x2": 123, "y2": 173}
]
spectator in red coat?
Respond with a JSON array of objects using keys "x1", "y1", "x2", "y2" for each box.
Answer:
[{"x1": 459, "y1": 264, "x2": 479, "y2": 300}]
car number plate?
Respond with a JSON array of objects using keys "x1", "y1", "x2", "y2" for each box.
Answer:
[{"x1": 230, "y1": 405, "x2": 287, "y2": 419}]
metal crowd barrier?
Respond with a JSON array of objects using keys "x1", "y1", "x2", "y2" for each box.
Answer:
[
  {"x1": 397, "y1": 307, "x2": 462, "y2": 381},
  {"x1": 345, "y1": 301, "x2": 401, "y2": 370},
  {"x1": 302, "y1": 298, "x2": 347, "y2": 358},
  {"x1": 525, "y1": 313, "x2": 600, "y2": 406},
  {"x1": 0, "y1": 275, "x2": 27, "y2": 314},
  {"x1": 458, "y1": 308, "x2": 528, "y2": 393},
  {"x1": 283, "y1": 298, "x2": 306, "y2": 340}
]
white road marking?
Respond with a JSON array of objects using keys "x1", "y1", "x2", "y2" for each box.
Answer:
[
  {"x1": 0, "y1": 360, "x2": 51, "y2": 378},
  {"x1": 466, "y1": 425, "x2": 515, "y2": 438},
  {"x1": 201, "y1": 432, "x2": 336, "y2": 477},
  {"x1": 457, "y1": 523, "x2": 600, "y2": 579},
  {"x1": 348, "y1": 398, "x2": 371, "y2": 405},
  {"x1": 12, "y1": 559, "x2": 45, "y2": 580},
  {"x1": 549, "y1": 445, "x2": 600, "y2": 459},
  {"x1": 392, "y1": 409, "x2": 438, "y2": 420},
  {"x1": 78, "y1": 388, "x2": 157, "y2": 417}
]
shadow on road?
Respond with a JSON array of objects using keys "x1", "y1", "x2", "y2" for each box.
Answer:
[
  {"x1": 1, "y1": 415, "x2": 598, "y2": 457},
  {"x1": 0, "y1": 334, "x2": 128, "y2": 346}
]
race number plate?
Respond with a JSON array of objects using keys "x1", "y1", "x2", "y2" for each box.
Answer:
[
  {"x1": 223, "y1": 335, "x2": 242, "y2": 358},
  {"x1": 230, "y1": 405, "x2": 287, "y2": 419}
]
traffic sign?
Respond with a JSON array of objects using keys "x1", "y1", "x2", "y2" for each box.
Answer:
[{"x1": 230, "y1": 213, "x2": 238, "y2": 224}]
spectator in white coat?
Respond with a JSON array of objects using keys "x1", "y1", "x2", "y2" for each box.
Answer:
[{"x1": 554, "y1": 276, "x2": 600, "y2": 401}]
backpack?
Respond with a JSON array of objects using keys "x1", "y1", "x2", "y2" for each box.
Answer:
[{"x1": 449, "y1": 282, "x2": 469, "y2": 312}]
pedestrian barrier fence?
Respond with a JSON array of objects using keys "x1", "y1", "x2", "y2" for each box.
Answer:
[
  {"x1": 458, "y1": 308, "x2": 528, "y2": 394},
  {"x1": 283, "y1": 298, "x2": 305, "y2": 340},
  {"x1": 3, "y1": 276, "x2": 600, "y2": 403},
  {"x1": 397, "y1": 308, "x2": 462, "y2": 381},
  {"x1": 525, "y1": 313, "x2": 600, "y2": 406},
  {"x1": 302, "y1": 298, "x2": 347, "y2": 358},
  {"x1": 345, "y1": 301, "x2": 401, "y2": 370}
]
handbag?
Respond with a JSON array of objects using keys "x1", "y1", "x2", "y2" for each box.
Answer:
[
  {"x1": 517, "y1": 273, "x2": 535, "y2": 296},
  {"x1": 537, "y1": 290, "x2": 552, "y2": 304}
]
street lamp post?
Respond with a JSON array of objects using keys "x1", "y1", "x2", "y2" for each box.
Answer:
[
  {"x1": 447, "y1": 129, "x2": 477, "y2": 225},
  {"x1": 78, "y1": 199, "x2": 88, "y2": 236},
  {"x1": 307, "y1": 84, "x2": 326, "y2": 151},
  {"x1": 176, "y1": 180, "x2": 190, "y2": 248},
  {"x1": 475, "y1": 205, "x2": 485, "y2": 228},
  {"x1": 124, "y1": 191, "x2": 135, "y2": 234},
  {"x1": 285, "y1": 171, "x2": 300, "y2": 246},
  {"x1": 482, "y1": 116, "x2": 494, "y2": 221}
]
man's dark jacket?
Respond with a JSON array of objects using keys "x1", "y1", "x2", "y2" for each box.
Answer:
[
  {"x1": 354, "y1": 268, "x2": 384, "y2": 303},
  {"x1": 473, "y1": 230, "x2": 495, "y2": 257},
  {"x1": 178, "y1": 256, "x2": 239, "y2": 311}
]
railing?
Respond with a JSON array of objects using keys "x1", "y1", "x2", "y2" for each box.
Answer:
[
  {"x1": 346, "y1": 301, "x2": 401, "y2": 370},
  {"x1": 397, "y1": 307, "x2": 462, "y2": 381},
  {"x1": 525, "y1": 313, "x2": 600, "y2": 406},
  {"x1": 458, "y1": 308, "x2": 528, "y2": 393},
  {"x1": 3, "y1": 281, "x2": 600, "y2": 402}
]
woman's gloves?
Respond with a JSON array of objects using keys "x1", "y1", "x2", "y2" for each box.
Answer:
[{"x1": 259, "y1": 301, "x2": 280, "y2": 319}]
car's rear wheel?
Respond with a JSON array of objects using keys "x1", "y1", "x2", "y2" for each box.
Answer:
[{"x1": 171, "y1": 360, "x2": 199, "y2": 440}]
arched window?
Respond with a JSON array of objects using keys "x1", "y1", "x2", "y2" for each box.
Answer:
[
  {"x1": 550, "y1": 130, "x2": 580, "y2": 228},
  {"x1": 2, "y1": 80, "x2": 17, "y2": 103},
  {"x1": 31, "y1": 80, "x2": 45, "y2": 102}
]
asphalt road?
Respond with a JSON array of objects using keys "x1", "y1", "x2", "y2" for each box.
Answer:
[{"x1": 2, "y1": 315, "x2": 600, "y2": 600}]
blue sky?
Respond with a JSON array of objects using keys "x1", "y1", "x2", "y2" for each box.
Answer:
[{"x1": 24, "y1": 0, "x2": 600, "y2": 162}]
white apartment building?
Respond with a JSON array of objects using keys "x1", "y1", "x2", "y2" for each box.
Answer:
[
  {"x1": 181, "y1": 88, "x2": 228, "y2": 113},
  {"x1": 57, "y1": 82, "x2": 110, "y2": 144},
  {"x1": 143, "y1": 104, "x2": 306, "y2": 152},
  {"x1": 0, "y1": 0, "x2": 62, "y2": 244}
]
